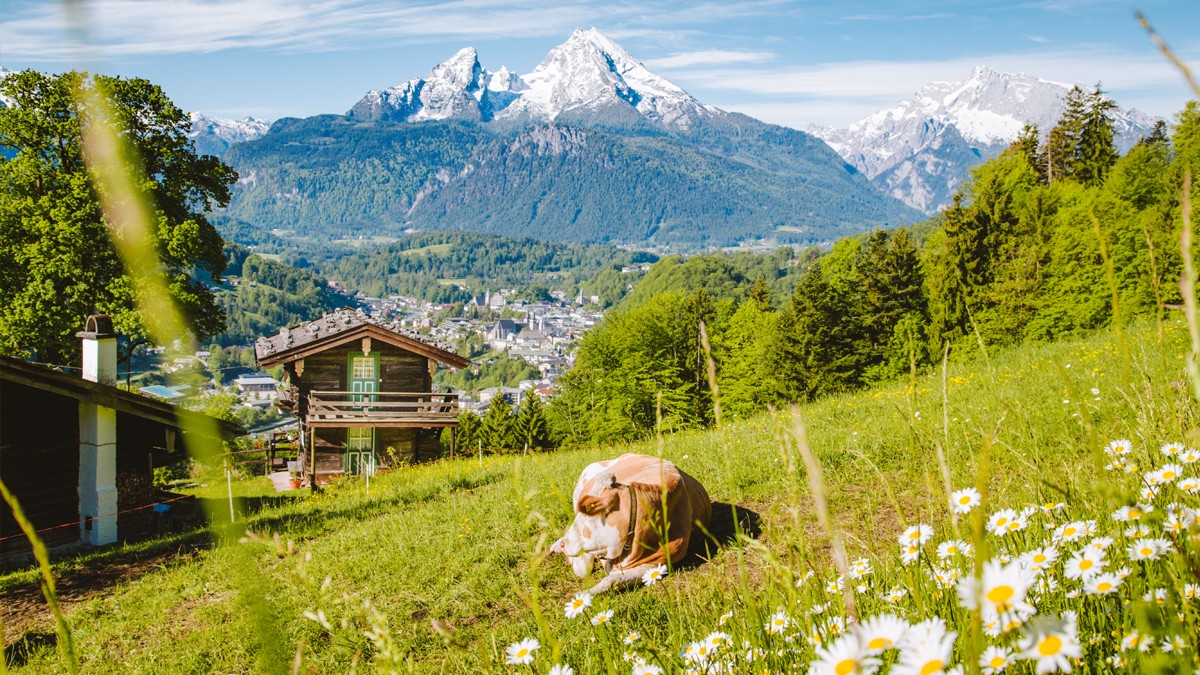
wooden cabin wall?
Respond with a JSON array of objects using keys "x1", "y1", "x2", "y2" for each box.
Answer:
[
  {"x1": 378, "y1": 343, "x2": 431, "y2": 392},
  {"x1": 377, "y1": 428, "x2": 416, "y2": 465},
  {"x1": 0, "y1": 380, "x2": 80, "y2": 553}
]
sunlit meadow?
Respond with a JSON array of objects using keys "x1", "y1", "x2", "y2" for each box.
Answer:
[{"x1": 3, "y1": 316, "x2": 1197, "y2": 673}]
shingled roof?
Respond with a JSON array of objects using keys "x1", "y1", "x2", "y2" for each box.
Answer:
[{"x1": 254, "y1": 308, "x2": 469, "y2": 368}]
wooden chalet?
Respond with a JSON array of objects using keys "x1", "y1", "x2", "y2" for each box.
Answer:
[
  {"x1": 255, "y1": 308, "x2": 470, "y2": 482},
  {"x1": 0, "y1": 316, "x2": 240, "y2": 560}
]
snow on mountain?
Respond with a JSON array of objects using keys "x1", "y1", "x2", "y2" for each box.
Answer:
[
  {"x1": 809, "y1": 66, "x2": 1158, "y2": 213},
  {"x1": 188, "y1": 112, "x2": 270, "y2": 156},
  {"x1": 348, "y1": 28, "x2": 711, "y2": 131}
]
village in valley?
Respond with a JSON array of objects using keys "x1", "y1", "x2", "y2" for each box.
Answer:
[{"x1": 143, "y1": 286, "x2": 606, "y2": 422}]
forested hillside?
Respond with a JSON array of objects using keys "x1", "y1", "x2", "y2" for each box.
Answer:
[
  {"x1": 325, "y1": 231, "x2": 656, "y2": 302},
  {"x1": 550, "y1": 97, "x2": 1199, "y2": 446},
  {"x1": 214, "y1": 244, "x2": 344, "y2": 345},
  {"x1": 217, "y1": 115, "x2": 919, "y2": 249}
]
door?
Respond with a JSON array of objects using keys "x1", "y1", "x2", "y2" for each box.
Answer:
[
  {"x1": 344, "y1": 427, "x2": 375, "y2": 475},
  {"x1": 348, "y1": 352, "x2": 379, "y2": 403},
  {"x1": 346, "y1": 352, "x2": 379, "y2": 474}
]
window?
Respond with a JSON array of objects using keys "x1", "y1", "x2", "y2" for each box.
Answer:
[
  {"x1": 351, "y1": 356, "x2": 375, "y2": 380},
  {"x1": 347, "y1": 427, "x2": 373, "y2": 450}
]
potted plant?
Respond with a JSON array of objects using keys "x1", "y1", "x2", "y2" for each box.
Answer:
[{"x1": 288, "y1": 469, "x2": 303, "y2": 490}]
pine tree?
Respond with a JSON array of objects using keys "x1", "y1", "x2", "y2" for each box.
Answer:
[
  {"x1": 480, "y1": 396, "x2": 516, "y2": 451},
  {"x1": 1038, "y1": 86, "x2": 1087, "y2": 184},
  {"x1": 782, "y1": 263, "x2": 860, "y2": 400},
  {"x1": 1073, "y1": 85, "x2": 1119, "y2": 187},
  {"x1": 748, "y1": 273, "x2": 772, "y2": 311},
  {"x1": 454, "y1": 411, "x2": 482, "y2": 455},
  {"x1": 514, "y1": 393, "x2": 550, "y2": 450},
  {"x1": 1009, "y1": 123, "x2": 1040, "y2": 169}
]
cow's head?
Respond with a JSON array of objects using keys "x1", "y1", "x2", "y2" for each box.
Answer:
[{"x1": 552, "y1": 472, "x2": 624, "y2": 577}]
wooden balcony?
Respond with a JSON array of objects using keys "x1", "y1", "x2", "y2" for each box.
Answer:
[{"x1": 305, "y1": 391, "x2": 460, "y2": 428}]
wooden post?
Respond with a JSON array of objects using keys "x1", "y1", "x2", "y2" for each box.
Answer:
[{"x1": 449, "y1": 426, "x2": 456, "y2": 460}]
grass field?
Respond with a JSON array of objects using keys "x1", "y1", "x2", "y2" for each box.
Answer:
[{"x1": 3, "y1": 319, "x2": 1199, "y2": 673}]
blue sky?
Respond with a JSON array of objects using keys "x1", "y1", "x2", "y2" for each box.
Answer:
[{"x1": 2, "y1": 0, "x2": 1197, "y2": 128}]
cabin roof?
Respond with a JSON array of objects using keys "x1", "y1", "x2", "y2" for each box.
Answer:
[
  {"x1": 0, "y1": 356, "x2": 241, "y2": 439},
  {"x1": 254, "y1": 307, "x2": 470, "y2": 369}
]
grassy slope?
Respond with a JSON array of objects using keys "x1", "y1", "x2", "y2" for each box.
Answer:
[{"x1": 3, "y1": 319, "x2": 1197, "y2": 672}]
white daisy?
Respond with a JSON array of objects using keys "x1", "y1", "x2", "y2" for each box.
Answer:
[
  {"x1": 857, "y1": 613, "x2": 909, "y2": 653},
  {"x1": 765, "y1": 611, "x2": 791, "y2": 635},
  {"x1": 564, "y1": 592, "x2": 592, "y2": 619},
  {"x1": 1083, "y1": 572, "x2": 1121, "y2": 595},
  {"x1": 641, "y1": 564, "x2": 668, "y2": 586},
  {"x1": 989, "y1": 509, "x2": 1019, "y2": 536},
  {"x1": 1105, "y1": 439, "x2": 1133, "y2": 456},
  {"x1": 809, "y1": 633, "x2": 880, "y2": 675},
  {"x1": 1063, "y1": 549, "x2": 1106, "y2": 580},
  {"x1": 980, "y1": 645, "x2": 1013, "y2": 674},
  {"x1": 1018, "y1": 617, "x2": 1081, "y2": 674},
  {"x1": 899, "y1": 524, "x2": 935, "y2": 547},
  {"x1": 548, "y1": 665, "x2": 574, "y2": 675},
  {"x1": 937, "y1": 540, "x2": 972, "y2": 559},
  {"x1": 590, "y1": 609, "x2": 613, "y2": 626},
  {"x1": 505, "y1": 637, "x2": 539, "y2": 665},
  {"x1": 950, "y1": 488, "x2": 982, "y2": 514}
]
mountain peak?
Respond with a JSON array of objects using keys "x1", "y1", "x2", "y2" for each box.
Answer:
[
  {"x1": 809, "y1": 66, "x2": 1158, "y2": 213},
  {"x1": 348, "y1": 29, "x2": 708, "y2": 131},
  {"x1": 430, "y1": 47, "x2": 484, "y2": 90}
]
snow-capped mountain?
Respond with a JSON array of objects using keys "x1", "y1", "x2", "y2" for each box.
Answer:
[
  {"x1": 223, "y1": 29, "x2": 920, "y2": 248},
  {"x1": 348, "y1": 28, "x2": 713, "y2": 131},
  {"x1": 188, "y1": 112, "x2": 271, "y2": 156},
  {"x1": 809, "y1": 66, "x2": 1158, "y2": 213}
]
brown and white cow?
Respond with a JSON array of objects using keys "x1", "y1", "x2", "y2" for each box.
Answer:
[{"x1": 550, "y1": 453, "x2": 712, "y2": 594}]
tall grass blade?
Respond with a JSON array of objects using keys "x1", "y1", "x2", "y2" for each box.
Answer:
[{"x1": 0, "y1": 477, "x2": 79, "y2": 674}]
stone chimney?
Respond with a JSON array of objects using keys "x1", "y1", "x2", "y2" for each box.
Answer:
[{"x1": 76, "y1": 314, "x2": 119, "y2": 546}]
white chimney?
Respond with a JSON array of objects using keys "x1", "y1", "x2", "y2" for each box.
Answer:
[
  {"x1": 76, "y1": 314, "x2": 119, "y2": 546},
  {"x1": 78, "y1": 314, "x2": 118, "y2": 385}
]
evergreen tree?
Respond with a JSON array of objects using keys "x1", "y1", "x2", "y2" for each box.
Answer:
[
  {"x1": 1038, "y1": 86, "x2": 1087, "y2": 184},
  {"x1": 1074, "y1": 85, "x2": 1119, "y2": 187},
  {"x1": 514, "y1": 393, "x2": 551, "y2": 450},
  {"x1": 1010, "y1": 123, "x2": 1040, "y2": 168},
  {"x1": 454, "y1": 411, "x2": 482, "y2": 455},
  {"x1": 480, "y1": 395, "x2": 516, "y2": 451},
  {"x1": 782, "y1": 263, "x2": 860, "y2": 400},
  {"x1": 748, "y1": 273, "x2": 772, "y2": 311}
]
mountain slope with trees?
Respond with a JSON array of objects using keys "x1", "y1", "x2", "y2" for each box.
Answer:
[{"x1": 550, "y1": 93, "x2": 1198, "y2": 446}]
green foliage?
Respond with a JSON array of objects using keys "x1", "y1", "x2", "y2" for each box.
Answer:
[
  {"x1": 214, "y1": 244, "x2": 343, "y2": 346},
  {"x1": 222, "y1": 117, "x2": 919, "y2": 248},
  {"x1": 434, "y1": 352, "x2": 539, "y2": 394},
  {"x1": 325, "y1": 231, "x2": 653, "y2": 304},
  {"x1": 479, "y1": 396, "x2": 517, "y2": 451},
  {"x1": 513, "y1": 395, "x2": 551, "y2": 451},
  {"x1": 0, "y1": 70, "x2": 235, "y2": 361}
]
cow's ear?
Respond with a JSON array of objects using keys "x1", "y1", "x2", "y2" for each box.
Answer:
[{"x1": 577, "y1": 495, "x2": 605, "y2": 515}]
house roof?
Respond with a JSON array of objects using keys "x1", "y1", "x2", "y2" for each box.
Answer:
[
  {"x1": 254, "y1": 307, "x2": 470, "y2": 369},
  {"x1": 234, "y1": 375, "x2": 279, "y2": 386},
  {"x1": 1, "y1": 356, "x2": 241, "y2": 439}
]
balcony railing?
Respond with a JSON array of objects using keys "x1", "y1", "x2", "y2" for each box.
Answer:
[{"x1": 305, "y1": 391, "x2": 460, "y2": 428}]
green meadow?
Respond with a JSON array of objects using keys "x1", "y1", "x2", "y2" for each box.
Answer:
[{"x1": 3, "y1": 318, "x2": 1199, "y2": 673}]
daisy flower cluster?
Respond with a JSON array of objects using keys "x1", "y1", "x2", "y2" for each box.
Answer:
[{"x1": 501, "y1": 438, "x2": 1200, "y2": 673}]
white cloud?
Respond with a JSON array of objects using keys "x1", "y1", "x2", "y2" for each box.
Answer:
[
  {"x1": 0, "y1": 0, "x2": 632, "y2": 60},
  {"x1": 647, "y1": 49, "x2": 774, "y2": 68}
]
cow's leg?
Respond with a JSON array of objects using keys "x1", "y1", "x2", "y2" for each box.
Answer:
[{"x1": 588, "y1": 564, "x2": 657, "y2": 595}]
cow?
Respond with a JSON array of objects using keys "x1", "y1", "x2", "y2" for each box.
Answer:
[{"x1": 550, "y1": 453, "x2": 712, "y2": 594}]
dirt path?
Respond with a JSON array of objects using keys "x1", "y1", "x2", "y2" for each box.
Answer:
[{"x1": 2, "y1": 539, "x2": 207, "y2": 646}]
